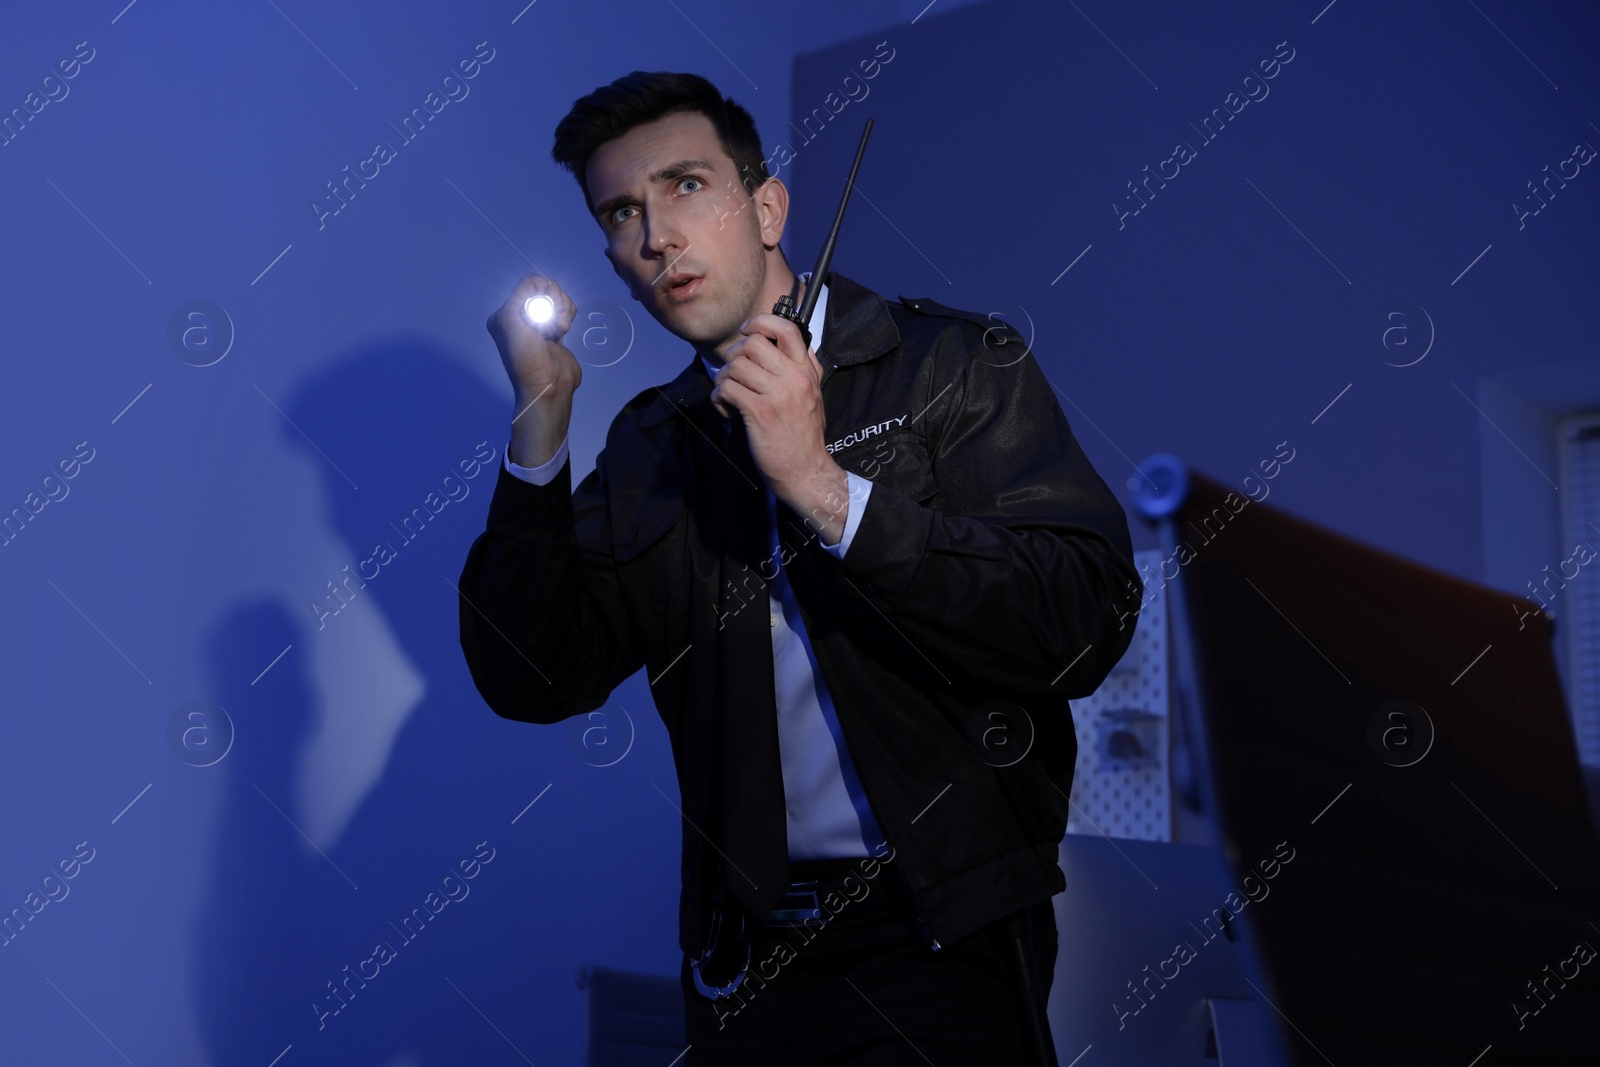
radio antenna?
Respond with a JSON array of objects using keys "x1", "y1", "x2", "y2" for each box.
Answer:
[{"x1": 772, "y1": 118, "x2": 873, "y2": 351}]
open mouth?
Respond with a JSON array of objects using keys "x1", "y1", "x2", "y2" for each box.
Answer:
[{"x1": 663, "y1": 274, "x2": 704, "y2": 301}]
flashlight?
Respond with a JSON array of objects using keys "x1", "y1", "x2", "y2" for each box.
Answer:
[{"x1": 523, "y1": 294, "x2": 555, "y2": 327}]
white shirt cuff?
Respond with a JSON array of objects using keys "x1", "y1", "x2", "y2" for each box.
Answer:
[
  {"x1": 821, "y1": 472, "x2": 873, "y2": 559},
  {"x1": 504, "y1": 434, "x2": 569, "y2": 486}
]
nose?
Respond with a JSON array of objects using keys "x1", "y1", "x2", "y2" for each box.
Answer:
[{"x1": 644, "y1": 207, "x2": 686, "y2": 263}]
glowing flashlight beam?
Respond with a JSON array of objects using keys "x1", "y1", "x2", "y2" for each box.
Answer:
[{"x1": 524, "y1": 295, "x2": 555, "y2": 326}]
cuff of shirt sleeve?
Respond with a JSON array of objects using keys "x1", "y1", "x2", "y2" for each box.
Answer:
[
  {"x1": 820, "y1": 471, "x2": 873, "y2": 559},
  {"x1": 504, "y1": 434, "x2": 570, "y2": 486}
]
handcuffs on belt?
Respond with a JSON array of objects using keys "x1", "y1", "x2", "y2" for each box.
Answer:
[{"x1": 690, "y1": 875, "x2": 830, "y2": 1000}]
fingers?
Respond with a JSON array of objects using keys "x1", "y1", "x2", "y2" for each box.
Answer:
[
  {"x1": 709, "y1": 356, "x2": 746, "y2": 416},
  {"x1": 720, "y1": 312, "x2": 822, "y2": 401},
  {"x1": 712, "y1": 309, "x2": 822, "y2": 421},
  {"x1": 739, "y1": 311, "x2": 812, "y2": 363},
  {"x1": 492, "y1": 274, "x2": 576, "y2": 340},
  {"x1": 710, "y1": 374, "x2": 748, "y2": 421},
  {"x1": 724, "y1": 332, "x2": 782, "y2": 377}
]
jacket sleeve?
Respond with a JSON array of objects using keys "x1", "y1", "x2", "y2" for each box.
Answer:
[
  {"x1": 830, "y1": 337, "x2": 1143, "y2": 700},
  {"x1": 457, "y1": 442, "x2": 643, "y2": 723}
]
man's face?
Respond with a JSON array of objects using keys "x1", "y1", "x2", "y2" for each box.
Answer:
[{"x1": 587, "y1": 111, "x2": 775, "y2": 359}]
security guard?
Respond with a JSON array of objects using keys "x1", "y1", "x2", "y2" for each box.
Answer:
[{"x1": 459, "y1": 70, "x2": 1141, "y2": 1065}]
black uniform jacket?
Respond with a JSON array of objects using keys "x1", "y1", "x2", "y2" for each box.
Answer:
[{"x1": 458, "y1": 269, "x2": 1143, "y2": 958}]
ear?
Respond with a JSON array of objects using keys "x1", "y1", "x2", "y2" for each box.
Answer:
[
  {"x1": 604, "y1": 247, "x2": 639, "y2": 303},
  {"x1": 753, "y1": 177, "x2": 789, "y2": 250}
]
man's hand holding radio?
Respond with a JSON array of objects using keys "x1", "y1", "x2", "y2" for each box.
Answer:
[{"x1": 715, "y1": 310, "x2": 850, "y2": 548}]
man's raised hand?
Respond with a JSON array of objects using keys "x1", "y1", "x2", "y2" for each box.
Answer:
[{"x1": 488, "y1": 275, "x2": 581, "y2": 468}]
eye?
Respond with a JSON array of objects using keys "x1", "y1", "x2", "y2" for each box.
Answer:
[
  {"x1": 610, "y1": 205, "x2": 637, "y2": 226},
  {"x1": 675, "y1": 176, "x2": 705, "y2": 196}
]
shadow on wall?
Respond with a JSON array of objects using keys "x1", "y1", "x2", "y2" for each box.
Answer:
[{"x1": 189, "y1": 342, "x2": 584, "y2": 1064}]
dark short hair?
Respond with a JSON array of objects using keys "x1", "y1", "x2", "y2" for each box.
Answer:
[{"x1": 551, "y1": 71, "x2": 770, "y2": 214}]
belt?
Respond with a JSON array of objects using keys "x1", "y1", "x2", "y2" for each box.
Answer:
[
  {"x1": 762, "y1": 857, "x2": 897, "y2": 927},
  {"x1": 691, "y1": 855, "x2": 904, "y2": 1000}
]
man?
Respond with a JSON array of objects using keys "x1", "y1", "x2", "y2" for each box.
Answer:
[{"x1": 458, "y1": 70, "x2": 1142, "y2": 1063}]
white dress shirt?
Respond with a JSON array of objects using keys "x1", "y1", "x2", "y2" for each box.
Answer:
[{"x1": 503, "y1": 276, "x2": 887, "y2": 859}]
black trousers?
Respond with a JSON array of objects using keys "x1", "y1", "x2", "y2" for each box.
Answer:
[{"x1": 681, "y1": 859, "x2": 1059, "y2": 1065}]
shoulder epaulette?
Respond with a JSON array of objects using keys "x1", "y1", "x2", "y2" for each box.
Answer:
[{"x1": 897, "y1": 295, "x2": 1024, "y2": 347}]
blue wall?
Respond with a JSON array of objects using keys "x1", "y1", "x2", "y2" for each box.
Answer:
[
  {"x1": 0, "y1": 0, "x2": 1593, "y2": 1063},
  {"x1": 787, "y1": 0, "x2": 1598, "y2": 595}
]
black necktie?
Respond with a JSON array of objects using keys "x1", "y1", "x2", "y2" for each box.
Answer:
[{"x1": 711, "y1": 415, "x2": 790, "y2": 917}]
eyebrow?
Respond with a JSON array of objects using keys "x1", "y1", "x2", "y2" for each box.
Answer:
[{"x1": 592, "y1": 158, "x2": 716, "y2": 223}]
